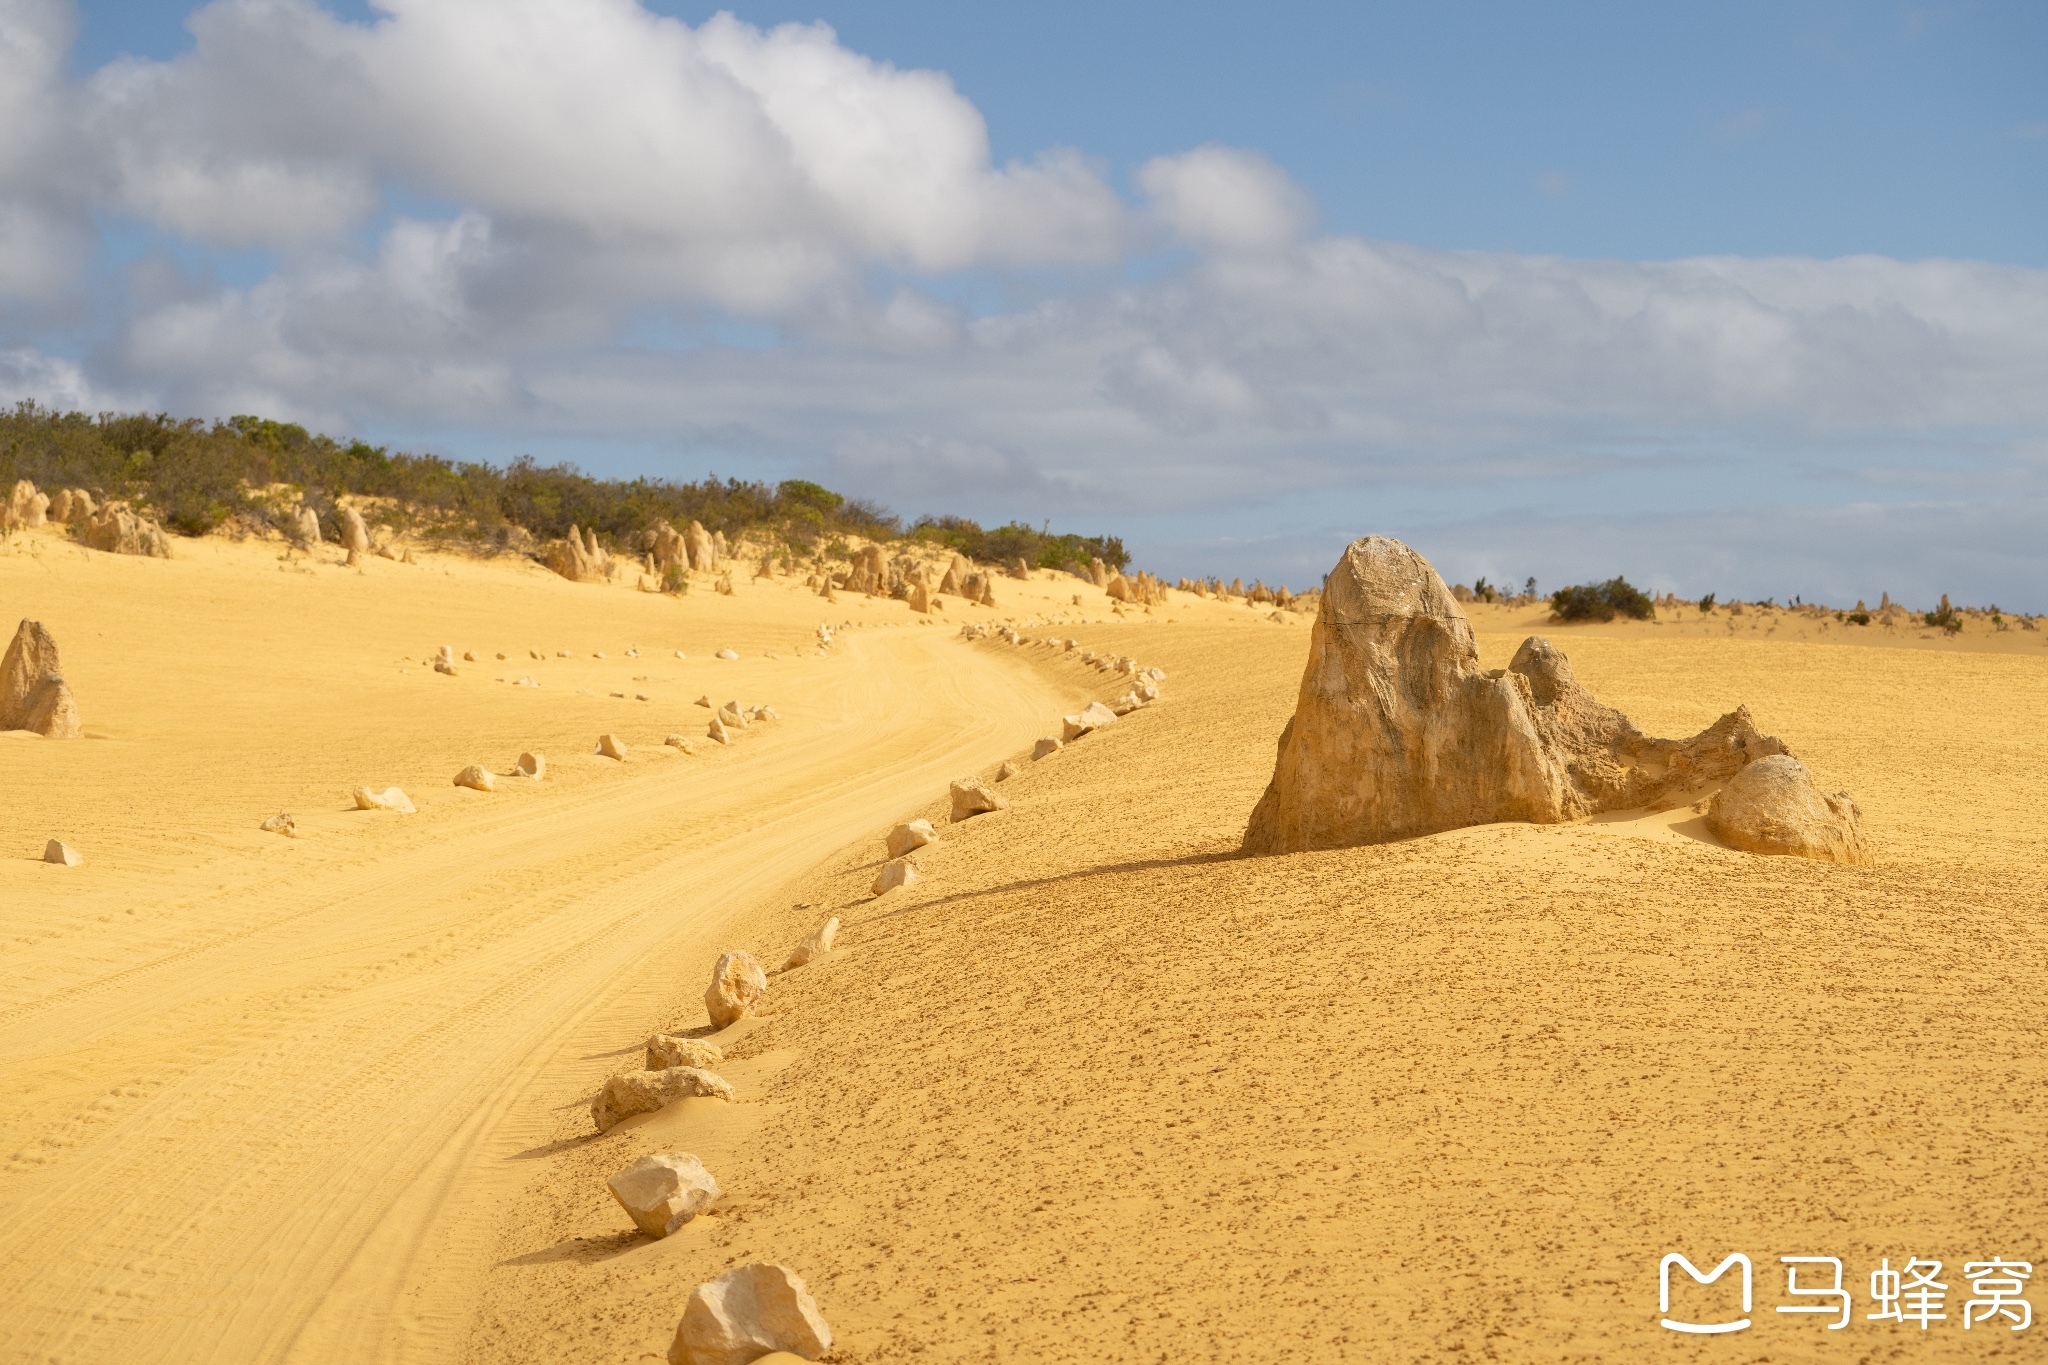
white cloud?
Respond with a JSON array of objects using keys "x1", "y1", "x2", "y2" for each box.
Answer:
[{"x1": 1138, "y1": 145, "x2": 1313, "y2": 253}]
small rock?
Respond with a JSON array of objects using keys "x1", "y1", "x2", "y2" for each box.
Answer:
[
  {"x1": 513, "y1": 676, "x2": 538, "y2": 687},
  {"x1": 704, "y1": 950, "x2": 768, "y2": 1029},
  {"x1": 1061, "y1": 701, "x2": 1119, "y2": 742},
  {"x1": 517, "y1": 752, "x2": 545, "y2": 779},
  {"x1": 462, "y1": 650, "x2": 477, "y2": 662},
  {"x1": 597, "y1": 733, "x2": 628, "y2": 760},
  {"x1": 646, "y1": 1034, "x2": 725, "y2": 1071},
  {"x1": 495, "y1": 651, "x2": 507, "y2": 660},
  {"x1": 594, "y1": 651, "x2": 607, "y2": 659},
  {"x1": 557, "y1": 650, "x2": 572, "y2": 658},
  {"x1": 706, "y1": 716, "x2": 732, "y2": 745},
  {"x1": 591, "y1": 1066, "x2": 735, "y2": 1133},
  {"x1": 716, "y1": 702, "x2": 748, "y2": 729},
  {"x1": 433, "y1": 659, "x2": 457, "y2": 676},
  {"x1": 43, "y1": 839, "x2": 83, "y2": 866},
  {"x1": 665, "y1": 734, "x2": 694, "y2": 752},
  {"x1": 715, "y1": 648, "x2": 739, "y2": 661},
  {"x1": 454, "y1": 764, "x2": 496, "y2": 792},
  {"x1": 995, "y1": 760, "x2": 1018, "y2": 781},
  {"x1": 695, "y1": 695, "x2": 712, "y2": 708},
  {"x1": 675, "y1": 650, "x2": 687, "y2": 659},
  {"x1": 949, "y1": 776, "x2": 1009, "y2": 823},
  {"x1": 1707, "y1": 754, "x2": 1872, "y2": 864},
  {"x1": 260, "y1": 813, "x2": 297, "y2": 837},
  {"x1": 782, "y1": 917, "x2": 840, "y2": 970},
  {"x1": 610, "y1": 1153, "x2": 722, "y2": 1238},
  {"x1": 669, "y1": 1264, "x2": 831, "y2": 1365},
  {"x1": 885, "y1": 819, "x2": 936, "y2": 859},
  {"x1": 871, "y1": 856, "x2": 921, "y2": 896},
  {"x1": 1032, "y1": 736, "x2": 1062, "y2": 760},
  {"x1": 352, "y1": 786, "x2": 416, "y2": 813}
]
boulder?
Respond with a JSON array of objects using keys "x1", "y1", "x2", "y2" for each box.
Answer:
[
  {"x1": 1707, "y1": 754, "x2": 1872, "y2": 864},
  {"x1": 591, "y1": 1066, "x2": 735, "y2": 1133},
  {"x1": 545, "y1": 524, "x2": 613, "y2": 583},
  {"x1": 517, "y1": 752, "x2": 545, "y2": 779},
  {"x1": 1031, "y1": 736, "x2": 1062, "y2": 760},
  {"x1": 646, "y1": 1034, "x2": 726, "y2": 1071},
  {"x1": 1089, "y1": 556, "x2": 1109, "y2": 587},
  {"x1": 453, "y1": 764, "x2": 496, "y2": 792},
  {"x1": 83, "y1": 503, "x2": 171, "y2": 557},
  {"x1": 782, "y1": 916, "x2": 840, "y2": 970},
  {"x1": 885, "y1": 819, "x2": 936, "y2": 858},
  {"x1": 260, "y1": 812, "x2": 297, "y2": 837},
  {"x1": 609, "y1": 1153, "x2": 722, "y2": 1238},
  {"x1": 706, "y1": 717, "x2": 732, "y2": 745},
  {"x1": 949, "y1": 777, "x2": 1008, "y2": 822},
  {"x1": 704, "y1": 950, "x2": 767, "y2": 1029},
  {"x1": 871, "y1": 856, "x2": 920, "y2": 896},
  {"x1": 1060, "y1": 701, "x2": 1119, "y2": 742},
  {"x1": 293, "y1": 506, "x2": 322, "y2": 546},
  {"x1": 937, "y1": 564, "x2": 962, "y2": 595},
  {"x1": 716, "y1": 702, "x2": 748, "y2": 729},
  {"x1": 1242, "y1": 535, "x2": 1794, "y2": 853},
  {"x1": 352, "y1": 786, "x2": 416, "y2": 813},
  {"x1": 908, "y1": 581, "x2": 930, "y2": 613},
  {"x1": 995, "y1": 760, "x2": 1018, "y2": 782},
  {"x1": 61, "y1": 488, "x2": 95, "y2": 525},
  {"x1": 1, "y1": 619, "x2": 82, "y2": 737},
  {"x1": 649, "y1": 521, "x2": 687, "y2": 572},
  {"x1": 669, "y1": 1263, "x2": 831, "y2": 1365},
  {"x1": 665, "y1": 734, "x2": 694, "y2": 752},
  {"x1": 596, "y1": 733, "x2": 628, "y2": 760},
  {"x1": 43, "y1": 839, "x2": 83, "y2": 866},
  {"x1": 715, "y1": 648, "x2": 739, "y2": 661}
]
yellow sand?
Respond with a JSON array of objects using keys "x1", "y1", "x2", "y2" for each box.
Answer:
[{"x1": 3, "y1": 530, "x2": 2044, "y2": 1364}]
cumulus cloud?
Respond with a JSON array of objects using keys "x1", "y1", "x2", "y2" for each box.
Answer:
[{"x1": 2, "y1": 0, "x2": 2046, "y2": 604}]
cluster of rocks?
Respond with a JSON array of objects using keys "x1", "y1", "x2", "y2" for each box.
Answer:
[
  {"x1": 1241, "y1": 535, "x2": 1870, "y2": 864},
  {"x1": 5, "y1": 479, "x2": 172, "y2": 557},
  {"x1": 1105, "y1": 570, "x2": 1169, "y2": 606}
]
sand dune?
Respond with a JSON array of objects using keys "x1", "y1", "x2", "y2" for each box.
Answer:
[{"x1": 4, "y1": 528, "x2": 2044, "y2": 1363}]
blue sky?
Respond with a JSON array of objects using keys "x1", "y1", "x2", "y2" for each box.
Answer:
[{"x1": 9, "y1": 0, "x2": 2048, "y2": 604}]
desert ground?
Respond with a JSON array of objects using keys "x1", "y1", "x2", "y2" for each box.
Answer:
[{"x1": 4, "y1": 527, "x2": 2045, "y2": 1364}]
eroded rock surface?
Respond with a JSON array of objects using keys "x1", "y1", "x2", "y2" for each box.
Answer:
[
  {"x1": 704, "y1": 950, "x2": 767, "y2": 1029},
  {"x1": 949, "y1": 777, "x2": 1008, "y2": 822},
  {"x1": 610, "y1": 1153, "x2": 722, "y2": 1238},
  {"x1": 669, "y1": 1263, "x2": 832, "y2": 1365},
  {"x1": 1243, "y1": 536, "x2": 1797, "y2": 853},
  {"x1": 591, "y1": 1066, "x2": 735, "y2": 1133},
  {"x1": 885, "y1": 819, "x2": 936, "y2": 859},
  {"x1": 1708, "y1": 754, "x2": 1872, "y2": 864},
  {"x1": 1, "y1": 619, "x2": 82, "y2": 737}
]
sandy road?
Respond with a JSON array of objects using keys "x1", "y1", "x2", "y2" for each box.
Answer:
[{"x1": 0, "y1": 620, "x2": 1069, "y2": 1365}]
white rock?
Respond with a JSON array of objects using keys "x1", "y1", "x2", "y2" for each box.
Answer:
[
  {"x1": 646, "y1": 1034, "x2": 725, "y2": 1071},
  {"x1": 782, "y1": 917, "x2": 840, "y2": 970},
  {"x1": 949, "y1": 776, "x2": 1009, "y2": 822},
  {"x1": 260, "y1": 813, "x2": 297, "y2": 837},
  {"x1": 454, "y1": 764, "x2": 495, "y2": 792},
  {"x1": 716, "y1": 702, "x2": 749, "y2": 729},
  {"x1": 513, "y1": 676, "x2": 538, "y2": 687},
  {"x1": 597, "y1": 733, "x2": 628, "y2": 760},
  {"x1": 1032, "y1": 736, "x2": 1063, "y2": 760},
  {"x1": 665, "y1": 733, "x2": 694, "y2": 751},
  {"x1": 610, "y1": 1153, "x2": 722, "y2": 1238},
  {"x1": 885, "y1": 819, "x2": 936, "y2": 859},
  {"x1": 1061, "y1": 701, "x2": 1120, "y2": 742},
  {"x1": 669, "y1": 1264, "x2": 832, "y2": 1365},
  {"x1": 704, "y1": 950, "x2": 767, "y2": 1029},
  {"x1": 715, "y1": 648, "x2": 739, "y2": 661},
  {"x1": 1707, "y1": 754, "x2": 1872, "y2": 865},
  {"x1": 706, "y1": 716, "x2": 732, "y2": 745},
  {"x1": 353, "y1": 786, "x2": 416, "y2": 813},
  {"x1": 43, "y1": 839, "x2": 82, "y2": 866},
  {"x1": 517, "y1": 752, "x2": 545, "y2": 779},
  {"x1": 871, "y1": 856, "x2": 921, "y2": 896},
  {"x1": 591, "y1": 1066, "x2": 735, "y2": 1133},
  {"x1": 996, "y1": 760, "x2": 1019, "y2": 781}
]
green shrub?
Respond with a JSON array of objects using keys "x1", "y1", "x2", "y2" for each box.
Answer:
[
  {"x1": 1549, "y1": 577, "x2": 1655, "y2": 623},
  {"x1": 1698, "y1": 593, "x2": 1716, "y2": 612},
  {"x1": 1847, "y1": 611, "x2": 1870, "y2": 625}
]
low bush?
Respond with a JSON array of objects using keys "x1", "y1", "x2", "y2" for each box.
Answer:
[{"x1": 1549, "y1": 576, "x2": 1655, "y2": 623}]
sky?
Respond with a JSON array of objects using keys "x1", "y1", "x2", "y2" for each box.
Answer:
[{"x1": 5, "y1": 0, "x2": 2046, "y2": 605}]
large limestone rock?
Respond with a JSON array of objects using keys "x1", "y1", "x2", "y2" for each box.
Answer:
[
  {"x1": 545, "y1": 525, "x2": 613, "y2": 582},
  {"x1": 453, "y1": 764, "x2": 495, "y2": 792},
  {"x1": 293, "y1": 506, "x2": 322, "y2": 546},
  {"x1": 704, "y1": 950, "x2": 767, "y2": 1029},
  {"x1": 1243, "y1": 536, "x2": 1794, "y2": 853},
  {"x1": 1, "y1": 619, "x2": 82, "y2": 737},
  {"x1": 83, "y1": 503, "x2": 171, "y2": 557},
  {"x1": 949, "y1": 776, "x2": 1008, "y2": 822},
  {"x1": 649, "y1": 521, "x2": 687, "y2": 572},
  {"x1": 3, "y1": 479, "x2": 49, "y2": 530},
  {"x1": 610, "y1": 1153, "x2": 722, "y2": 1238},
  {"x1": 352, "y1": 786, "x2": 416, "y2": 813},
  {"x1": 44, "y1": 839, "x2": 83, "y2": 866},
  {"x1": 871, "y1": 856, "x2": 921, "y2": 896},
  {"x1": 646, "y1": 1034, "x2": 725, "y2": 1071},
  {"x1": 340, "y1": 506, "x2": 371, "y2": 554},
  {"x1": 686, "y1": 520, "x2": 717, "y2": 572},
  {"x1": 591, "y1": 1066, "x2": 735, "y2": 1132},
  {"x1": 885, "y1": 819, "x2": 937, "y2": 858},
  {"x1": 670, "y1": 1263, "x2": 832, "y2": 1365},
  {"x1": 1060, "y1": 701, "x2": 1118, "y2": 742},
  {"x1": 1707, "y1": 754, "x2": 1872, "y2": 864}
]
